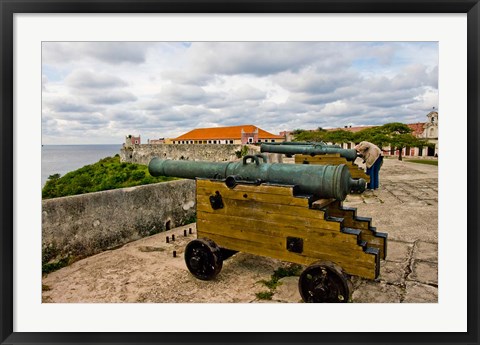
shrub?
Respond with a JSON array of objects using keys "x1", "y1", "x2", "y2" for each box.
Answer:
[{"x1": 42, "y1": 155, "x2": 176, "y2": 199}]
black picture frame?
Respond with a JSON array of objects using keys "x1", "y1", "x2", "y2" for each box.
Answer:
[{"x1": 1, "y1": 1, "x2": 479, "y2": 344}]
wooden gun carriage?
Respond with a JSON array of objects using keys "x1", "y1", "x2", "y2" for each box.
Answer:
[{"x1": 149, "y1": 155, "x2": 387, "y2": 302}]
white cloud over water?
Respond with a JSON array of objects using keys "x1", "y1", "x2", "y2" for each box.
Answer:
[{"x1": 42, "y1": 41, "x2": 438, "y2": 144}]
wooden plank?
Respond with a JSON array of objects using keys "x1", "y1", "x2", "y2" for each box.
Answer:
[
  {"x1": 357, "y1": 234, "x2": 386, "y2": 259},
  {"x1": 197, "y1": 195, "x2": 325, "y2": 219},
  {"x1": 197, "y1": 216, "x2": 359, "y2": 249},
  {"x1": 311, "y1": 199, "x2": 336, "y2": 209},
  {"x1": 196, "y1": 185, "x2": 311, "y2": 207},
  {"x1": 196, "y1": 212, "x2": 376, "y2": 267},
  {"x1": 196, "y1": 232, "x2": 377, "y2": 279},
  {"x1": 197, "y1": 208, "x2": 342, "y2": 232},
  {"x1": 294, "y1": 155, "x2": 370, "y2": 182},
  {"x1": 325, "y1": 204, "x2": 385, "y2": 259},
  {"x1": 197, "y1": 179, "x2": 295, "y2": 196}
]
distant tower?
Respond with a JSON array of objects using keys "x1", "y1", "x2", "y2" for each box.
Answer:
[{"x1": 125, "y1": 134, "x2": 141, "y2": 147}]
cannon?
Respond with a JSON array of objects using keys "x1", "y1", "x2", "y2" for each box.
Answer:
[
  {"x1": 149, "y1": 155, "x2": 366, "y2": 199},
  {"x1": 149, "y1": 156, "x2": 387, "y2": 303},
  {"x1": 260, "y1": 144, "x2": 357, "y2": 162},
  {"x1": 261, "y1": 143, "x2": 370, "y2": 184},
  {"x1": 260, "y1": 143, "x2": 358, "y2": 161},
  {"x1": 267, "y1": 141, "x2": 341, "y2": 148}
]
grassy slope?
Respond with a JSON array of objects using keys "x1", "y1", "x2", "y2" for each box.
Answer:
[{"x1": 42, "y1": 155, "x2": 175, "y2": 199}]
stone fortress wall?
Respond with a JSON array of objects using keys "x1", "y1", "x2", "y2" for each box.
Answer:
[
  {"x1": 43, "y1": 144, "x2": 284, "y2": 266},
  {"x1": 42, "y1": 179, "x2": 196, "y2": 266},
  {"x1": 120, "y1": 144, "x2": 255, "y2": 165}
]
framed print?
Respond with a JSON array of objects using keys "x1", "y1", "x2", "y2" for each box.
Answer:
[{"x1": 1, "y1": 1, "x2": 479, "y2": 344}]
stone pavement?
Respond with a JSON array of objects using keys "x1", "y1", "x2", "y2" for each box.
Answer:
[
  {"x1": 42, "y1": 157, "x2": 438, "y2": 303},
  {"x1": 343, "y1": 157, "x2": 438, "y2": 303}
]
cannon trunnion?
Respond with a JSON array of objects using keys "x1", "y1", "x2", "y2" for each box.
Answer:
[{"x1": 149, "y1": 156, "x2": 387, "y2": 302}]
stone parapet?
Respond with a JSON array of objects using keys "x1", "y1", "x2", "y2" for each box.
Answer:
[{"x1": 42, "y1": 179, "x2": 196, "y2": 265}]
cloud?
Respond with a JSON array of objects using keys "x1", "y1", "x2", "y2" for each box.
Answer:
[
  {"x1": 66, "y1": 70, "x2": 128, "y2": 89},
  {"x1": 41, "y1": 41, "x2": 439, "y2": 144},
  {"x1": 87, "y1": 90, "x2": 137, "y2": 105},
  {"x1": 159, "y1": 84, "x2": 209, "y2": 105},
  {"x1": 42, "y1": 42, "x2": 149, "y2": 65},
  {"x1": 45, "y1": 99, "x2": 100, "y2": 113},
  {"x1": 273, "y1": 68, "x2": 360, "y2": 95}
]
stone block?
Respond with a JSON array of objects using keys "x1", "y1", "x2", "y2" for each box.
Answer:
[
  {"x1": 379, "y1": 261, "x2": 406, "y2": 284},
  {"x1": 408, "y1": 261, "x2": 438, "y2": 285},
  {"x1": 403, "y1": 281, "x2": 438, "y2": 303},
  {"x1": 352, "y1": 281, "x2": 402, "y2": 303},
  {"x1": 385, "y1": 240, "x2": 413, "y2": 262},
  {"x1": 413, "y1": 241, "x2": 438, "y2": 262},
  {"x1": 363, "y1": 197, "x2": 383, "y2": 204},
  {"x1": 272, "y1": 276, "x2": 302, "y2": 303}
]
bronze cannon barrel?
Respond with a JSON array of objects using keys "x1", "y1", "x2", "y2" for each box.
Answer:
[
  {"x1": 260, "y1": 143, "x2": 357, "y2": 161},
  {"x1": 268, "y1": 141, "x2": 341, "y2": 148},
  {"x1": 149, "y1": 155, "x2": 365, "y2": 200},
  {"x1": 268, "y1": 141, "x2": 327, "y2": 146}
]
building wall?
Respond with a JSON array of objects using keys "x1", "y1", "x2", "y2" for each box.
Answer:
[
  {"x1": 42, "y1": 179, "x2": 196, "y2": 265},
  {"x1": 125, "y1": 135, "x2": 141, "y2": 146},
  {"x1": 171, "y1": 139, "x2": 244, "y2": 144}
]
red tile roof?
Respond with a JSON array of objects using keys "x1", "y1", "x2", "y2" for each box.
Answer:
[
  {"x1": 407, "y1": 122, "x2": 426, "y2": 136},
  {"x1": 174, "y1": 125, "x2": 284, "y2": 140}
]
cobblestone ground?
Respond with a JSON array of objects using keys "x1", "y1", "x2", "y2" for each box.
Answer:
[
  {"x1": 345, "y1": 157, "x2": 438, "y2": 303},
  {"x1": 42, "y1": 157, "x2": 438, "y2": 303}
]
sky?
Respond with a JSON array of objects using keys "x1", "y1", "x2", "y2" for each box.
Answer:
[{"x1": 41, "y1": 42, "x2": 438, "y2": 145}]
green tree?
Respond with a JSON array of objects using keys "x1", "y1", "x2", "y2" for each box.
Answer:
[
  {"x1": 323, "y1": 130, "x2": 355, "y2": 145},
  {"x1": 355, "y1": 123, "x2": 428, "y2": 161},
  {"x1": 48, "y1": 173, "x2": 61, "y2": 180},
  {"x1": 293, "y1": 128, "x2": 327, "y2": 142}
]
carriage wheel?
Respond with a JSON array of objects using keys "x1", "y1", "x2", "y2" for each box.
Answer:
[
  {"x1": 298, "y1": 261, "x2": 351, "y2": 303},
  {"x1": 185, "y1": 238, "x2": 223, "y2": 280}
]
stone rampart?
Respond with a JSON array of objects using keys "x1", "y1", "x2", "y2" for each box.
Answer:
[
  {"x1": 120, "y1": 144, "x2": 259, "y2": 165},
  {"x1": 42, "y1": 179, "x2": 196, "y2": 265}
]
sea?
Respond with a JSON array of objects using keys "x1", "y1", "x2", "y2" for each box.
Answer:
[{"x1": 42, "y1": 144, "x2": 122, "y2": 187}]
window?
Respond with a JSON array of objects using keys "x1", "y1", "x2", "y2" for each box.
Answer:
[
  {"x1": 248, "y1": 138, "x2": 253, "y2": 143},
  {"x1": 214, "y1": 140, "x2": 217, "y2": 144},
  {"x1": 208, "y1": 140, "x2": 212, "y2": 144},
  {"x1": 230, "y1": 140, "x2": 233, "y2": 144},
  {"x1": 271, "y1": 140, "x2": 275, "y2": 142}
]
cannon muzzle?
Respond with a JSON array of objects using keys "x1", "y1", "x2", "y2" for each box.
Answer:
[
  {"x1": 260, "y1": 143, "x2": 357, "y2": 161},
  {"x1": 149, "y1": 155, "x2": 365, "y2": 200}
]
